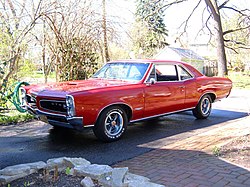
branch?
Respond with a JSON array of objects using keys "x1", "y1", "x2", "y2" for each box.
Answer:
[
  {"x1": 224, "y1": 39, "x2": 247, "y2": 46},
  {"x1": 223, "y1": 25, "x2": 250, "y2": 35},
  {"x1": 221, "y1": 6, "x2": 250, "y2": 17},
  {"x1": 218, "y1": 0, "x2": 230, "y2": 9},
  {"x1": 196, "y1": 7, "x2": 213, "y2": 43},
  {"x1": 224, "y1": 45, "x2": 238, "y2": 53},
  {"x1": 161, "y1": 0, "x2": 188, "y2": 11},
  {"x1": 177, "y1": 0, "x2": 202, "y2": 37}
]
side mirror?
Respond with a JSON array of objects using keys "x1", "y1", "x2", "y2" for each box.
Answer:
[{"x1": 149, "y1": 78, "x2": 156, "y2": 85}]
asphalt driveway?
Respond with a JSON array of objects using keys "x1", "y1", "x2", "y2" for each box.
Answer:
[{"x1": 0, "y1": 89, "x2": 249, "y2": 169}]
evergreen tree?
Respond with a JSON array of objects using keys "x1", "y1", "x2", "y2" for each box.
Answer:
[{"x1": 134, "y1": 0, "x2": 168, "y2": 57}]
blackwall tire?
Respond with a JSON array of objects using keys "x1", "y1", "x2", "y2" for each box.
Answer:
[{"x1": 93, "y1": 106, "x2": 128, "y2": 142}]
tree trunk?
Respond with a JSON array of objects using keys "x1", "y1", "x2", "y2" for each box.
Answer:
[
  {"x1": 204, "y1": 0, "x2": 228, "y2": 77},
  {"x1": 102, "y1": 0, "x2": 110, "y2": 62}
]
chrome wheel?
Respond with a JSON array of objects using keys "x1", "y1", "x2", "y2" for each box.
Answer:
[
  {"x1": 104, "y1": 111, "x2": 124, "y2": 136},
  {"x1": 192, "y1": 94, "x2": 212, "y2": 119},
  {"x1": 93, "y1": 106, "x2": 128, "y2": 142},
  {"x1": 201, "y1": 97, "x2": 211, "y2": 115}
]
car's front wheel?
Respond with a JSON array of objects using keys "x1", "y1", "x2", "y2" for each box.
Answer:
[
  {"x1": 93, "y1": 106, "x2": 128, "y2": 142},
  {"x1": 192, "y1": 94, "x2": 212, "y2": 119}
]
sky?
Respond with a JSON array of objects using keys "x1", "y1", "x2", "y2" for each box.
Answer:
[{"x1": 106, "y1": 0, "x2": 250, "y2": 46}]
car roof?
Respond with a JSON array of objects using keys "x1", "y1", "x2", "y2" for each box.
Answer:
[
  {"x1": 109, "y1": 59, "x2": 187, "y2": 65},
  {"x1": 109, "y1": 59, "x2": 203, "y2": 77}
]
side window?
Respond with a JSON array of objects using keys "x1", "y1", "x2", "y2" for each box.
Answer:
[
  {"x1": 177, "y1": 65, "x2": 193, "y2": 80},
  {"x1": 155, "y1": 64, "x2": 178, "y2": 82}
]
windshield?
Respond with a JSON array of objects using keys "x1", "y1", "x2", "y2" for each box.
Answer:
[{"x1": 92, "y1": 62, "x2": 150, "y2": 81}]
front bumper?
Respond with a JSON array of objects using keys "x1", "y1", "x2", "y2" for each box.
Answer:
[{"x1": 27, "y1": 106, "x2": 85, "y2": 130}]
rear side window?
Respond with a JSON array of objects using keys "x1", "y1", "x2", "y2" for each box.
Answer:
[
  {"x1": 177, "y1": 65, "x2": 193, "y2": 80},
  {"x1": 155, "y1": 64, "x2": 178, "y2": 82}
]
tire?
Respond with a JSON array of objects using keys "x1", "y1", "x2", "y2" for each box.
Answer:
[
  {"x1": 93, "y1": 106, "x2": 128, "y2": 142},
  {"x1": 192, "y1": 94, "x2": 212, "y2": 119}
]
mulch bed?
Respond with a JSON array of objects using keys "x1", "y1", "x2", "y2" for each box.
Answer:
[
  {"x1": 220, "y1": 134, "x2": 250, "y2": 169},
  {"x1": 7, "y1": 170, "x2": 102, "y2": 187}
]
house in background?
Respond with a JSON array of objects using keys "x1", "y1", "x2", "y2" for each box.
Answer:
[{"x1": 154, "y1": 46, "x2": 206, "y2": 74}]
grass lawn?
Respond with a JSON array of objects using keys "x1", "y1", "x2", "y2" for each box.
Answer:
[
  {"x1": 228, "y1": 71, "x2": 250, "y2": 89},
  {"x1": 0, "y1": 110, "x2": 34, "y2": 125}
]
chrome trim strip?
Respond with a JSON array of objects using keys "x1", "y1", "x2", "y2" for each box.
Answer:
[
  {"x1": 197, "y1": 92, "x2": 217, "y2": 103},
  {"x1": 84, "y1": 124, "x2": 95, "y2": 128},
  {"x1": 153, "y1": 93, "x2": 171, "y2": 97},
  {"x1": 134, "y1": 107, "x2": 143, "y2": 111},
  {"x1": 96, "y1": 102, "x2": 133, "y2": 122},
  {"x1": 144, "y1": 63, "x2": 195, "y2": 84},
  {"x1": 130, "y1": 107, "x2": 195, "y2": 123},
  {"x1": 144, "y1": 63, "x2": 155, "y2": 84},
  {"x1": 36, "y1": 109, "x2": 66, "y2": 117}
]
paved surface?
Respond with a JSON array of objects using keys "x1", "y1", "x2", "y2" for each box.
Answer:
[
  {"x1": 115, "y1": 116, "x2": 250, "y2": 187},
  {"x1": 114, "y1": 89, "x2": 250, "y2": 187},
  {"x1": 0, "y1": 89, "x2": 249, "y2": 187}
]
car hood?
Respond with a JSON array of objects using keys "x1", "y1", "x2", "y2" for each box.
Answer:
[{"x1": 27, "y1": 79, "x2": 135, "y2": 98}]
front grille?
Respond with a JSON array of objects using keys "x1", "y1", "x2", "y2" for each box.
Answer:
[
  {"x1": 40, "y1": 100, "x2": 67, "y2": 114},
  {"x1": 26, "y1": 94, "x2": 37, "y2": 109}
]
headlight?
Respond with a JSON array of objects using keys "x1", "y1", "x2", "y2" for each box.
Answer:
[{"x1": 66, "y1": 95, "x2": 75, "y2": 117}]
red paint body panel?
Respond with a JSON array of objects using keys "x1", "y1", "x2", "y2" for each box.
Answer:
[{"x1": 24, "y1": 60, "x2": 232, "y2": 127}]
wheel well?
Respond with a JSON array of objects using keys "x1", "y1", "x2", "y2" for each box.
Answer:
[
  {"x1": 98, "y1": 104, "x2": 133, "y2": 121},
  {"x1": 208, "y1": 93, "x2": 216, "y2": 102},
  {"x1": 118, "y1": 104, "x2": 132, "y2": 120}
]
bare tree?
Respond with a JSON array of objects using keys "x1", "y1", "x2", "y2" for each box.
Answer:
[
  {"x1": 204, "y1": 0, "x2": 227, "y2": 76},
  {"x1": 0, "y1": 0, "x2": 49, "y2": 102},
  {"x1": 102, "y1": 0, "x2": 110, "y2": 62},
  {"x1": 159, "y1": 0, "x2": 250, "y2": 77},
  {"x1": 42, "y1": 0, "x2": 103, "y2": 81}
]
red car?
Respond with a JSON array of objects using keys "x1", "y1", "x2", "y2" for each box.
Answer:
[{"x1": 21, "y1": 60, "x2": 232, "y2": 142}]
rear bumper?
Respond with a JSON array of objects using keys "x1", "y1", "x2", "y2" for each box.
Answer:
[{"x1": 28, "y1": 106, "x2": 86, "y2": 130}]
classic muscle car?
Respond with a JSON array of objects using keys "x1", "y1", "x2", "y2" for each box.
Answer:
[{"x1": 20, "y1": 60, "x2": 232, "y2": 142}]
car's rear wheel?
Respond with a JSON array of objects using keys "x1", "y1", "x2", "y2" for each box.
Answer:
[
  {"x1": 93, "y1": 106, "x2": 128, "y2": 142},
  {"x1": 192, "y1": 94, "x2": 212, "y2": 119}
]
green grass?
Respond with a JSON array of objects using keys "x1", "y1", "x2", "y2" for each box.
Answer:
[
  {"x1": 32, "y1": 71, "x2": 56, "y2": 79},
  {"x1": 0, "y1": 110, "x2": 34, "y2": 125},
  {"x1": 228, "y1": 71, "x2": 250, "y2": 89}
]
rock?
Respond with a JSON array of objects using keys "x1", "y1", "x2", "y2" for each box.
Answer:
[
  {"x1": 123, "y1": 173, "x2": 166, "y2": 187},
  {"x1": 0, "y1": 172, "x2": 29, "y2": 185},
  {"x1": 98, "y1": 167, "x2": 129, "y2": 187},
  {"x1": 26, "y1": 161, "x2": 47, "y2": 170},
  {"x1": 64, "y1": 157, "x2": 91, "y2": 168},
  {"x1": 81, "y1": 176, "x2": 95, "y2": 187},
  {"x1": 47, "y1": 157, "x2": 91, "y2": 172},
  {"x1": 112, "y1": 167, "x2": 128, "y2": 187},
  {"x1": 74, "y1": 164, "x2": 113, "y2": 180},
  {"x1": 128, "y1": 181, "x2": 165, "y2": 187},
  {"x1": 0, "y1": 165, "x2": 30, "y2": 176},
  {"x1": 47, "y1": 157, "x2": 66, "y2": 171},
  {"x1": 0, "y1": 161, "x2": 45, "y2": 176},
  {"x1": 98, "y1": 175, "x2": 112, "y2": 187},
  {"x1": 124, "y1": 173, "x2": 150, "y2": 183}
]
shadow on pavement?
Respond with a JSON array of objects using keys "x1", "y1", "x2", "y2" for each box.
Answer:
[
  {"x1": 114, "y1": 149, "x2": 250, "y2": 186},
  {"x1": 0, "y1": 109, "x2": 248, "y2": 169}
]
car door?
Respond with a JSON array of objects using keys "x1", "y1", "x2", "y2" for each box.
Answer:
[
  {"x1": 177, "y1": 64, "x2": 198, "y2": 109},
  {"x1": 143, "y1": 63, "x2": 186, "y2": 118}
]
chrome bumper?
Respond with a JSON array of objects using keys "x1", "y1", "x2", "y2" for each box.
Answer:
[{"x1": 28, "y1": 106, "x2": 85, "y2": 130}]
